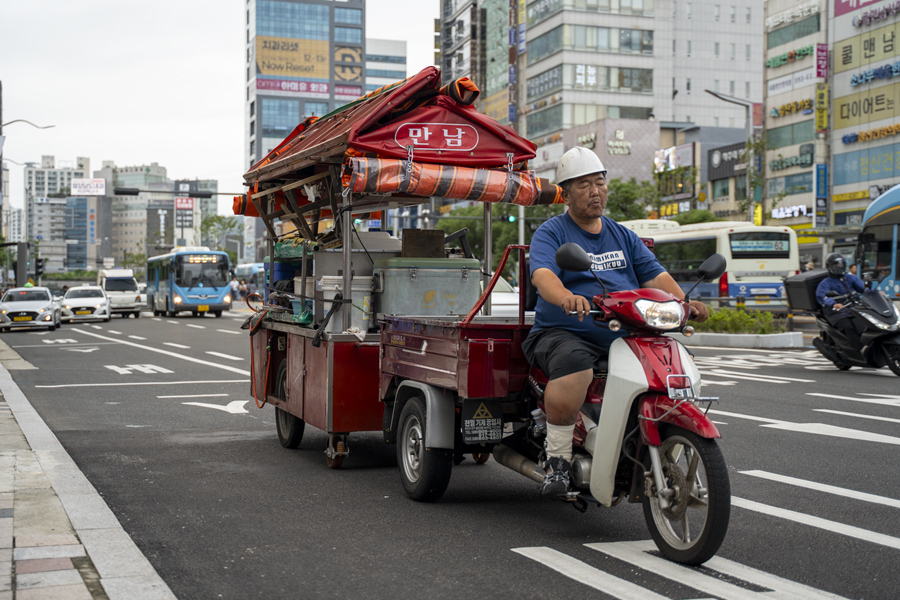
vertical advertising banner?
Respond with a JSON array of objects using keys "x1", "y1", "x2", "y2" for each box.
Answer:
[
  {"x1": 815, "y1": 83, "x2": 829, "y2": 132},
  {"x1": 816, "y1": 44, "x2": 829, "y2": 78},
  {"x1": 517, "y1": 0, "x2": 527, "y2": 54},
  {"x1": 815, "y1": 164, "x2": 828, "y2": 228}
]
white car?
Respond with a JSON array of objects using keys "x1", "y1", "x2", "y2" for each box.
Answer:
[
  {"x1": 0, "y1": 287, "x2": 62, "y2": 332},
  {"x1": 487, "y1": 276, "x2": 530, "y2": 317},
  {"x1": 61, "y1": 286, "x2": 112, "y2": 323}
]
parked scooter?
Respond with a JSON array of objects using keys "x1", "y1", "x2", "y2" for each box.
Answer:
[
  {"x1": 492, "y1": 244, "x2": 730, "y2": 565},
  {"x1": 812, "y1": 282, "x2": 900, "y2": 376}
]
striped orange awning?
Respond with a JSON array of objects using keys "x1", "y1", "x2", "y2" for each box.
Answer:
[{"x1": 343, "y1": 158, "x2": 563, "y2": 206}]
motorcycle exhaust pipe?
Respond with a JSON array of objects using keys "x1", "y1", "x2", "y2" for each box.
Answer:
[{"x1": 493, "y1": 444, "x2": 545, "y2": 484}]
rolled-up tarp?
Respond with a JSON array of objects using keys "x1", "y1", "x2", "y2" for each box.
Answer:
[{"x1": 342, "y1": 157, "x2": 563, "y2": 206}]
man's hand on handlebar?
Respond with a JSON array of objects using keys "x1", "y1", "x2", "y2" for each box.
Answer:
[
  {"x1": 561, "y1": 295, "x2": 593, "y2": 322},
  {"x1": 688, "y1": 300, "x2": 709, "y2": 323}
]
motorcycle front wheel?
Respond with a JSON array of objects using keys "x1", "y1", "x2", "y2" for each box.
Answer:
[
  {"x1": 642, "y1": 427, "x2": 730, "y2": 565},
  {"x1": 884, "y1": 343, "x2": 900, "y2": 377}
]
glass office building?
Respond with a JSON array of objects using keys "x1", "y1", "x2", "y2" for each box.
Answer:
[{"x1": 246, "y1": 0, "x2": 367, "y2": 169}]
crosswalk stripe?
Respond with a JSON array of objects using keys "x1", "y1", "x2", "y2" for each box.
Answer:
[
  {"x1": 740, "y1": 470, "x2": 900, "y2": 509},
  {"x1": 589, "y1": 539, "x2": 849, "y2": 600},
  {"x1": 512, "y1": 547, "x2": 669, "y2": 600},
  {"x1": 814, "y1": 408, "x2": 900, "y2": 425},
  {"x1": 732, "y1": 496, "x2": 900, "y2": 551},
  {"x1": 807, "y1": 393, "x2": 900, "y2": 407}
]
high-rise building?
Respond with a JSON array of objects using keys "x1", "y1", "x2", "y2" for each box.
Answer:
[
  {"x1": 365, "y1": 39, "x2": 407, "y2": 93},
  {"x1": 245, "y1": 0, "x2": 367, "y2": 169},
  {"x1": 6, "y1": 208, "x2": 24, "y2": 243},
  {"x1": 94, "y1": 161, "x2": 169, "y2": 262},
  {"x1": 480, "y1": 0, "x2": 511, "y2": 125},
  {"x1": 24, "y1": 156, "x2": 89, "y2": 242},
  {"x1": 439, "y1": 0, "x2": 486, "y2": 86},
  {"x1": 65, "y1": 195, "x2": 112, "y2": 270},
  {"x1": 522, "y1": 1, "x2": 764, "y2": 141},
  {"x1": 762, "y1": 0, "x2": 826, "y2": 263}
]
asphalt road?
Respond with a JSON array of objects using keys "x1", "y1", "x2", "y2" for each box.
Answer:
[{"x1": 4, "y1": 312, "x2": 900, "y2": 599}]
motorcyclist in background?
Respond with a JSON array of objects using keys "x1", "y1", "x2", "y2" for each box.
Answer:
[{"x1": 815, "y1": 253, "x2": 865, "y2": 340}]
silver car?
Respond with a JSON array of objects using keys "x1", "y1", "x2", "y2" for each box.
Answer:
[
  {"x1": 0, "y1": 287, "x2": 62, "y2": 332},
  {"x1": 61, "y1": 286, "x2": 112, "y2": 323}
]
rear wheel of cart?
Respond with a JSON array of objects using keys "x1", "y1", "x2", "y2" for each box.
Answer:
[
  {"x1": 397, "y1": 396, "x2": 452, "y2": 502},
  {"x1": 274, "y1": 359, "x2": 304, "y2": 449}
]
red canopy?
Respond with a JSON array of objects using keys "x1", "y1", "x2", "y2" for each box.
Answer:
[{"x1": 244, "y1": 67, "x2": 536, "y2": 185}]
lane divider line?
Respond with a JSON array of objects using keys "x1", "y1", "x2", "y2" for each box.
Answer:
[{"x1": 740, "y1": 470, "x2": 900, "y2": 509}]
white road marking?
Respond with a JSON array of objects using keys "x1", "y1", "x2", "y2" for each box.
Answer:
[
  {"x1": 35, "y1": 379, "x2": 249, "y2": 389},
  {"x1": 740, "y1": 470, "x2": 900, "y2": 509},
  {"x1": 166, "y1": 320, "x2": 178, "y2": 324},
  {"x1": 709, "y1": 409, "x2": 900, "y2": 445},
  {"x1": 700, "y1": 368, "x2": 816, "y2": 383},
  {"x1": 91, "y1": 325, "x2": 103, "y2": 329},
  {"x1": 158, "y1": 393, "x2": 229, "y2": 399},
  {"x1": 205, "y1": 351, "x2": 243, "y2": 362},
  {"x1": 186, "y1": 324, "x2": 205, "y2": 329},
  {"x1": 163, "y1": 342, "x2": 190, "y2": 349},
  {"x1": 216, "y1": 329, "x2": 243, "y2": 335},
  {"x1": 105, "y1": 364, "x2": 174, "y2": 375},
  {"x1": 732, "y1": 496, "x2": 900, "y2": 551},
  {"x1": 71, "y1": 329, "x2": 250, "y2": 376},
  {"x1": 807, "y1": 392, "x2": 900, "y2": 408},
  {"x1": 108, "y1": 330, "x2": 122, "y2": 335},
  {"x1": 183, "y1": 400, "x2": 249, "y2": 414},
  {"x1": 128, "y1": 335, "x2": 146, "y2": 340},
  {"x1": 587, "y1": 540, "x2": 850, "y2": 600},
  {"x1": 42, "y1": 339, "x2": 78, "y2": 344},
  {"x1": 512, "y1": 547, "x2": 669, "y2": 600},
  {"x1": 814, "y1": 409, "x2": 900, "y2": 424},
  {"x1": 61, "y1": 347, "x2": 100, "y2": 353},
  {"x1": 700, "y1": 379, "x2": 738, "y2": 386}
]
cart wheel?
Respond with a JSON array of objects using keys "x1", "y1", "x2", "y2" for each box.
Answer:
[
  {"x1": 274, "y1": 359, "x2": 304, "y2": 449},
  {"x1": 397, "y1": 396, "x2": 452, "y2": 502},
  {"x1": 325, "y1": 434, "x2": 347, "y2": 469},
  {"x1": 472, "y1": 452, "x2": 490, "y2": 464}
]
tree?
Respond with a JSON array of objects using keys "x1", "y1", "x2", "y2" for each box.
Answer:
[
  {"x1": 606, "y1": 177, "x2": 658, "y2": 221},
  {"x1": 200, "y1": 215, "x2": 243, "y2": 252},
  {"x1": 122, "y1": 240, "x2": 146, "y2": 278},
  {"x1": 744, "y1": 133, "x2": 786, "y2": 224},
  {"x1": 674, "y1": 210, "x2": 721, "y2": 225}
]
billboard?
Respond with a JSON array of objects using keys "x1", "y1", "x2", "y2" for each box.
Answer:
[
  {"x1": 70, "y1": 178, "x2": 106, "y2": 196},
  {"x1": 256, "y1": 37, "x2": 329, "y2": 79}
]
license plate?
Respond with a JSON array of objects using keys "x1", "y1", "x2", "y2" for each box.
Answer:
[
  {"x1": 13, "y1": 316, "x2": 31, "y2": 321},
  {"x1": 76, "y1": 310, "x2": 91, "y2": 315},
  {"x1": 198, "y1": 305, "x2": 209, "y2": 312}
]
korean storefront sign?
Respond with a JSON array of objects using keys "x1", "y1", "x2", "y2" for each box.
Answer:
[
  {"x1": 836, "y1": 0, "x2": 885, "y2": 18},
  {"x1": 771, "y1": 204, "x2": 811, "y2": 219},
  {"x1": 817, "y1": 44, "x2": 829, "y2": 78},
  {"x1": 841, "y1": 122, "x2": 900, "y2": 143},
  {"x1": 767, "y1": 1, "x2": 818, "y2": 29},
  {"x1": 607, "y1": 130, "x2": 632, "y2": 155},
  {"x1": 766, "y1": 45, "x2": 814, "y2": 68},
  {"x1": 833, "y1": 142, "x2": 900, "y2": 185},
  {"x1": 852, "y1": 1, "x2": 900, "y2": 27},
  {"x1": 833, "y1": 190, "x2": 870, "y2": 201},
  {"x1": 771, "y1": 98, "x2": 814, "y2": 118},
  {"x1": 833, "y1": 80, "x2": 899, "y2": 129},
  {"x1": 815, "y1": 164, "x2": 828, "y2": 228},
  {"x1": 834, "y1": 20, "x2": 900, "y2": 75},
  {"x1": 850, "y1": 60, "x2": 900, "y2": 86}
]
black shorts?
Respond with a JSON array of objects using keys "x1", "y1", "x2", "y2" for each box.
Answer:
[{"x1": 522, "y1": 328, "x2": 607, "y2": 380}]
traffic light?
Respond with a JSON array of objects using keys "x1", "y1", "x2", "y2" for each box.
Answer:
[
  {"x1": 35, "y1": 258, "x2": 45, "y2": 277},
  {"x1": 507, "y1": 215, "x2": 516, "y2": 223}
]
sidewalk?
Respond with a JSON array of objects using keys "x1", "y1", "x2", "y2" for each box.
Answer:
[{"x1": 0, "y1": 361, "x2": 175, "y2": 600}]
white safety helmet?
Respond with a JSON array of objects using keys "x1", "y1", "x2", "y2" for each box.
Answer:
[{"x1": 556, "y1": 147, "x2": 607, "y2": 186}]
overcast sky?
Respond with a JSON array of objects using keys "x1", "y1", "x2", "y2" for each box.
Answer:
[{"x1": 1, "y1": 0, "x2": 438, "y2": 214}]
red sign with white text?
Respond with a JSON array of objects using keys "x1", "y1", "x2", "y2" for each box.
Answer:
[
  {"x1": 175, "y1": 197, "x2": 194, "y2": 210},
  {"x1": 394, "y1": 123, "x2": 479, "y2": 152}
]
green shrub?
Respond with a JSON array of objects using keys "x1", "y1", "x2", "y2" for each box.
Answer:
[{"x1": 692, "y1": 308, "x2": 786, "y2": 335}]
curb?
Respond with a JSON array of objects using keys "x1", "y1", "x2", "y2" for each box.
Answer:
[
  {"x1": 0, "y1": 363, "x2": 176, "y2": 600},
  {"x1": 669, "y1": 331, "x2": 806, "y2": 349}
]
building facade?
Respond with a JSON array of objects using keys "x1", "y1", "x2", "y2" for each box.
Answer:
[
  {"x1": 24, "y1": 156, "x2": 89, "y2": 243},
  {"x1": 245, "y1": 0, "x2": 367, "y2": 170},
  {"x1": 828, "y1": 0, "x2": 900, "y2": 259},
  {"x1": 762, "y1": 0, "x2": 827, "y2": 264},
  {"x1": 366, "y1": 38, "x2": 407, "y2": 92},
  {"x1": 439, "y1": 0, "x2": 486, "y2": 86}
]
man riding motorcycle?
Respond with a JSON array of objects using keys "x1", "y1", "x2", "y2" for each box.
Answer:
[
  {"x1": 815, "y1": 253, "x2": 866, "y2": 340},
  {"x1": 522, "y1": 146, "x2": 710, "y2": 496}
]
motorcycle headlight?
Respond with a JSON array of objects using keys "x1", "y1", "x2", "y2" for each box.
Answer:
[
  {"x1": 860, "y1": 311, "x2": 899, "y2": 331},
  {"x1": 635, "y1": 299, "x2": 684, "y2": 330}
]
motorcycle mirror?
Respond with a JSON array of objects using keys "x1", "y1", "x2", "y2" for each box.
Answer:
[
  {"x1": 556, "y1": 243, "x2": 592, "y2": 272},
  {"x1": 683, "y1": 253, "x2": 727, "y2": 300},
  {"x1": 697, "y1": 254, "x2": 727, "y2": 281}
]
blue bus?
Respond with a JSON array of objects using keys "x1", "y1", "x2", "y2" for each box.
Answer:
[
  {"x1": 857, "y1": 185, "x2": 900, "y2": 302},
  {"x1": 146, "y1": 247, "x2": 232, "y2": 317}
]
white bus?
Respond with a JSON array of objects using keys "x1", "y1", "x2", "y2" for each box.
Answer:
[{"x1": 620, "y1": 220, "x2": 801, "y2": 307}]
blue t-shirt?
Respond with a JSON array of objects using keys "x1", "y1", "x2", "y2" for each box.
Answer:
[{"x1": 529, "y1": 213, "x2": 666, "y2": 347}]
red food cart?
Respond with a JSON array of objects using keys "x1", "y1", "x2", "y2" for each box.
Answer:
[{"x1": 238, "y1": 67, "x2": 562, "y2": 469}]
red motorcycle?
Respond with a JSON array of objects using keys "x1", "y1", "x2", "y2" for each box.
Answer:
[{"x1": 492, "y1": 243, "x2": 731, "y2": 565}]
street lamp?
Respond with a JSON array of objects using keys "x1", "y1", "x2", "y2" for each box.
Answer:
[{"x1": 705, "y1": 90, "x2": 755, "y2": 222}]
